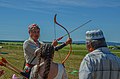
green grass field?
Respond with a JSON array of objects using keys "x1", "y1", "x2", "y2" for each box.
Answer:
[{"x1": 0, "y1": 42, "x2": 120, "y2": 79}]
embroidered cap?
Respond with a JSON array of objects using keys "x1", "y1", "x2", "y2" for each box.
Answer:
[
  {"x1": 28, "y1": 23, "x2": 40, "y2": 31},
  {"x1": 86, "y1": 29, "x2": 104, "y2": 40}
]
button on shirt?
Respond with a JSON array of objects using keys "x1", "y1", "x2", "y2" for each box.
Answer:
[{"x1": 79, "y1": 47, "x2": 120, "y2": 79}]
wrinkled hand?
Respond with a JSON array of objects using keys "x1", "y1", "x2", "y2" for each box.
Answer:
[
  {"x1": 65, "y1": 38, "x2": 72, "y2": 45},
  {"x1": 52, "y1": 40, "x2": 58, "y2": 46}
]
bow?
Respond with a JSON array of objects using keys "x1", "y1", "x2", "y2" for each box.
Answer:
[
  {"x1": 0, "y1": 56, "x2": 27, "y2": 78},
  {"x1": 54, "y1": 14, "x2": 72, "y2": 64}
]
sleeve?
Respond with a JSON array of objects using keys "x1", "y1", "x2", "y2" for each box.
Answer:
[
  {"x1": 54, "y1": 43, "x2": 66, "y2": 51},
  {"x1": 23, "y1": 41, "x2": 36, "y2": 55},
  {"x1": 79, "y1": 56, "x2": 93, "y2": 79}
]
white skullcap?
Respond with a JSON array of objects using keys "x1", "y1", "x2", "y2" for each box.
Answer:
[{"x1": 86, "y1": 29, "x2": 104, "y2": 40}]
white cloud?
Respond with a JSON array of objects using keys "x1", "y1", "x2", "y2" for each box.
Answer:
[
  {"x1": 0, "y1": 0, "x2": 120, "y2": 13},
  {"x1": 46, "y1": 0, "x2": 120, "y2": 7}
]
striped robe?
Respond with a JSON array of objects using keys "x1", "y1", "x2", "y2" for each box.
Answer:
[{"x1": 79, "y1": 47, "x2": 120, "y2": 79}]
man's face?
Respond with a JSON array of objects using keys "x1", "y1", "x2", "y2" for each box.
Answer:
[
  {"x1": 86, "y1": 41, "x2": 94, "y2": 52},
  {"x1": 29, "y1": 29, "x2": 40, "y2": 42}
]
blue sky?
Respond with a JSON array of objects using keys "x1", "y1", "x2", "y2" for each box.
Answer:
[{"x1": 0, "y1": 0, "x2": 120, "y2": 43}]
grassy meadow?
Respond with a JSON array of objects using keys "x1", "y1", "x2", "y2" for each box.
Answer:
[{"x1": 0, "y1": 42, "x2": 120, "y2": 79}]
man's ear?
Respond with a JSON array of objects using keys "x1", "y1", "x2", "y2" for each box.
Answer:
[
  {"x1": 89, "y1": 43, "x2": 94, "y2": 52},
  {"x1": 28, "y1": 30, "x2": 30, "y2": 34},
  {"x1": 87, "y1": 42, "x2": 94, "y2": 52}
]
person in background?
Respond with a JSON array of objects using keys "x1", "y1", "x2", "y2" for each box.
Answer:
[
  {"x1": 22, "y1": 23, "x2": 72, "y2": 78},
  {"x1": 79, "y1": 29, "x2": 120, "y2": 79},
  {"x1": 29, "y1": 44, "x2": 68, "y2": 79},
  {"x1": 0, "y1": 69, "x2": 4, "y2": 77}
]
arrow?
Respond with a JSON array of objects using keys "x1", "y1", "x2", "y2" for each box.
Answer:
[{"x1": 56, "y1": 20, "x2": 92, "y2": 41}]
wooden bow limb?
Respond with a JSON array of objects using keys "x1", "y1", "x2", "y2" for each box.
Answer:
[
  {"x1": 0, "y1": 61, "x2": 27, "y2": 79},
  {"x1": 54, "y1": 14, "x2": 72, "y2": 65},
  {"x1": 0, "y1": 62, "x2": 20, "y2": 75},
  {"x1": 0, "y1": 57, "x2": 28, "y2": 79},
  {"x1": 61, "y1": 43, "x2": 72, "y2": 64},
  {"x1": 1, "y1": 57, "x2": 22, "y2": 73}
]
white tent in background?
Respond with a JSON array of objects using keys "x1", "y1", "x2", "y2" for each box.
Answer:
[{"x1": 0, "y1": 46, "x2": 3, "y2": 49}]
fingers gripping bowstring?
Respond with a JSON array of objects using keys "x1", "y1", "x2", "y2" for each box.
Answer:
[{"x1": 54, "y1": 14, "x2": 72, "y2": 65}]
